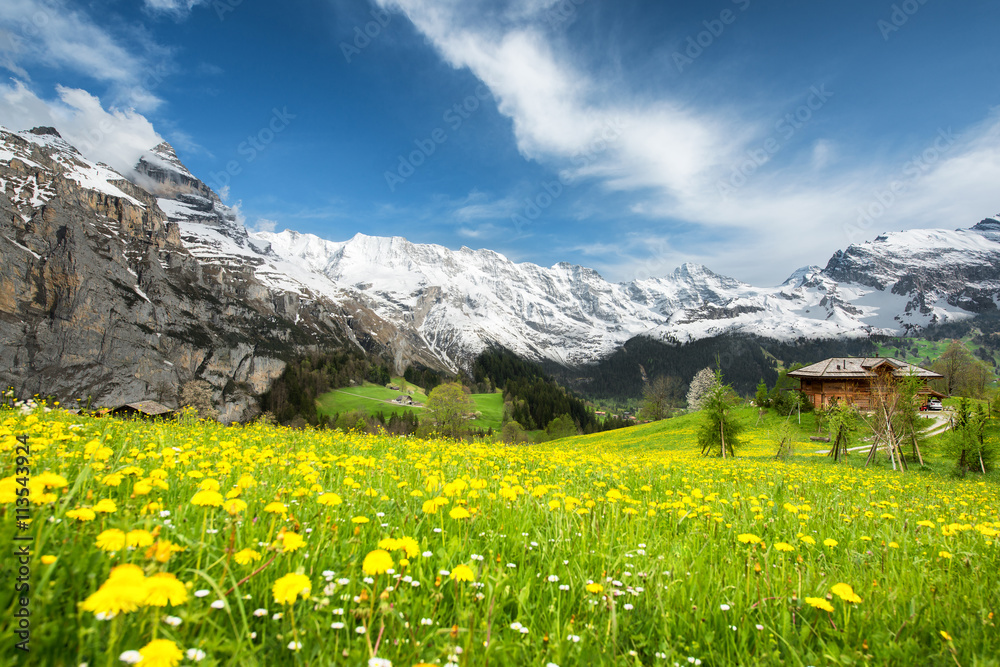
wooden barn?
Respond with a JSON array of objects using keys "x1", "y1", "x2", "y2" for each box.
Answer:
[
  {"x1": 788, "y1": 357, "x2": 944, "y2": 410},
  {"x1": 110, "y1": 401, "x2": 176, "y2": 419}
]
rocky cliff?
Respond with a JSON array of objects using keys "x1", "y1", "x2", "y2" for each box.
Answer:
[{"x1": 0, "y1": 126, "x2": 380, "y2": 421}]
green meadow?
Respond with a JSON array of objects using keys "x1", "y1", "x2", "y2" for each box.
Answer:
[{"x1": 1, "y1": 402, "x2": 997, "y2": 666}]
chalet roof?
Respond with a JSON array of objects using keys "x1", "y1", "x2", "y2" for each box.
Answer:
[
  {"x1": 787, "y1": 357, "x2": 943, "y2": 380},
  {"x1": 117, "y1": 401, "x2": 174, "y2": 415}
]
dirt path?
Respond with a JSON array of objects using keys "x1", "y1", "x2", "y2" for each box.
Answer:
[{"x1": 815, "y1": 413, "x2": 950, "y2": 455}]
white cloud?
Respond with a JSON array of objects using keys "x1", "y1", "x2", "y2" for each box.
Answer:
[
  {"x1": 143, "y1": 0, "x2": 207, "y2": 19},
  {"x1": 0, "y1": 80, "x2": 162, "y2": 177},
  {"x1": 250, "y1": 218, "x2": 278, "y2": 233},
  {"x1": 452, "y1": 190, "x2": 522, "y2": 222},
  {"x1": 0, "y1": 0, "x2": 170, "y2": 111},
  {"x1": 376, "y1": 0, "x2": 1000, "y2": 283}
]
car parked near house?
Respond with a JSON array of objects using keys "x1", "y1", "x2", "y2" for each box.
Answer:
[{"x1": 921, "y1": 398, "x2": 944, "y2": 411}]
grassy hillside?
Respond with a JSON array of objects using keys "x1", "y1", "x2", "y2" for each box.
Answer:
[
  {"x1": 470, "y1": 390, "x2": 504, "y2": 431},
  {"x1": 317, "y1": 382, "x2": 505, "y2": 432},
  {"x1": 557, "y1": 404, "x2": 988, "y2": 477},
  {"x1": 7, "y1": 402, "x2": 998, "y2": 666},
  {"x1": 315, "y1": 378, "x2": 428, "y2": 418}
]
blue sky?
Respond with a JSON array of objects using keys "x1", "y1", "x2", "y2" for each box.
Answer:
[{"x1": 1, "y1": 0, "x2": 999, "y2": 284}]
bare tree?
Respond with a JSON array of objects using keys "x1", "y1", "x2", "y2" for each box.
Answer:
[
  {"x1": 826, "y1": 401, "x2": 858, "y2": 463},
  {"x1": 860, "y1": 371, "x2": 910, "y2": 471},
  {"x1": 642, "y1": 375, "x2": 684, "y2": 420},
  {"x1": 180, "y1": 380, "x2": 219, "y2": 421}
]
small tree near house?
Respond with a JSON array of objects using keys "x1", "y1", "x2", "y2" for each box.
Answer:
[
  {"x1": 697, "y1": 370, "x2": 743, "y2": 458},
  {"x1": 826, "y1": 401, "x2": 859, "y2": 463},
  {"x1": 948, "y1": 400, "x2": 996, "y2": 475},
  {"x1": 754, "y1": 379, "x2": 771, "y2": 410}
]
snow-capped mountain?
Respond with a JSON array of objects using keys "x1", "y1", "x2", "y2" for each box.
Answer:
[
  {"x1": 2, "y1": 120, "x2": 998, "y2": 414},
  {"x1": 252, "y1": 220, "x2": 1000, "y2": 369}
]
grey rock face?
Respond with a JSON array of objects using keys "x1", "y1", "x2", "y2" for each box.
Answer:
[{"x1": 0, "y1": 126, "x2": 374, "y2": 421}]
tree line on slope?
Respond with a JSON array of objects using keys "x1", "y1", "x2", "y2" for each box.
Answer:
[
  {"x1": 473, "y1": 347, "x2": 629, "y2": 438},
  {"x1": 260, "y1": 350, "x2": 393, "y2": 426},
  {"x1": 555, "y1": 334, "x2": 880, "y2": 401}
]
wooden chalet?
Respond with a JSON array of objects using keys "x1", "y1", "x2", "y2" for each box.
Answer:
[
  {"x1": 787, "y1": 357, "x2": 944, "y2": 410},
  {"x1": 110, "y1": 401, "x2": 176, "y2": 419}
]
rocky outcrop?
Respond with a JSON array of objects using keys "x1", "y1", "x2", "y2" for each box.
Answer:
[{"x1": 0, "y1": 126, "x2": 375, "y2": 421}]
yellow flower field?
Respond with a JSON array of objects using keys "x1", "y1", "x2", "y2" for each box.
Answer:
[{"x1": 0, "y1": 405, "x2": 997, "y2": 666}]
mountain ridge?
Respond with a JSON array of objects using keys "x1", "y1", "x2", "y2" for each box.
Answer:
[{"x1": 1, "y1": 120, "x2": 998, "y2": 415}]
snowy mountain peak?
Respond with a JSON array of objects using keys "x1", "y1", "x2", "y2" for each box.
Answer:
[{"x1": 780, "y1": 265, "x2": 824, "y2": 287}]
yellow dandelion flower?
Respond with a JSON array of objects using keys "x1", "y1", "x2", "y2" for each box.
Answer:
[
  {"x1": 234, "y1": 548, "x2": 262, "y2": 565},
  {"x1": 272, "y1": 572, "x2": 311, "y2": 605},
  {"x1": 940, "y1": 630, "x2": 952, "y2": 641},
  {"x1": 146, "y1": 540, "x2": 182, "y2": 564},
  {"x1": 939, "y1": 550, "x2": 952, "y2": 559},
  {"x1": 397, "y1": 536, "x2": 420, "y2": 558},
  {"x1": 143, "y1": 573, "x2": 188, "y2": 607},
  {"x1": 198, "y1": 478, "x2": 221, "y2": 491},
  {"x1": 351, "y1": 515, "x2": 370, "y2": 524},
  {"x1": 362, "y1": 549, "x2": 394, "y2": 575},
  {"x1": 317, "y1": 492, "x2": 342, "y2": 506},
  {"x1": 451, "y1": 564, "x2": 475, "y2": 582},
  {"x1": 102, "y1": 473, "x2": 123, "y2": 487},
  {"x1": 66, "y1": 508, "x2": 96, "y2": 522},
  {"x1": 586, "y1": 582, "x2": 604, "y2": 594},
  {"x1": 800, "y1": 535, "x2": 816, "y2": 546},
  {"x1": 774, "y1": 542, "x2": 795, "y2": 552},
  {"x1": 92, "y1": 499, "x2": 118, "y2": 514},
  {"x1": 223, "y1": 498, "x2": 248, "y2": 515},
  {"x1": 95, "y1": 529, "x2": 126, "y2": 552},
  {"x1": 40, "y1": 555, "x2": 57, "y2": 565},
  {"x1": 138, "y1": 638, "x2": 184, "y2": 667},
  {"x1": 823, "y1": 539, "x2": 838, "y2": 547},
  {"x1": 263, "y1": 501, "x2": 288, "y2": 515},
  {"x1": 80, "y1": 564, "x2": 147, "y2": 615},
  {"x1": 737, "y1": 533, "x2": 761, "y2": 544},
  {"x1": 126, "y1": 529, "x2": 154, "y2": 548},
  {"x1": 805, "y1": 597, "x2": 834, "y2": 613},
  {"x1": 830, "y1": 583, "x2": 862, "y2": 604},
  {"x1": 190, "y1": 490, "x2": 224, "y2": 507},
  {"x1": 280, "y1": 531, "x2": 306, "y2": 553},
  {"x1": 448, "y1": 506, "x2": 471, "y2": 520}
]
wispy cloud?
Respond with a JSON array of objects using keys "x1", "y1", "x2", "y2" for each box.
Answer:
[
  {"x1": 142, "y1": 0, "x2": 207, "y2": 20},
  {"x1": 452, "y1": 190, "x2": 522, "y2": 222},
  {"x1": 0, "y1": 81, "x2": 162, "y2": 177},
  {"x1": 375, "y1": 0, "x2": 1000, "y2": 283},
  {"x1": 0, "y1": 0, "x2": 174, "y2": 111}
]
